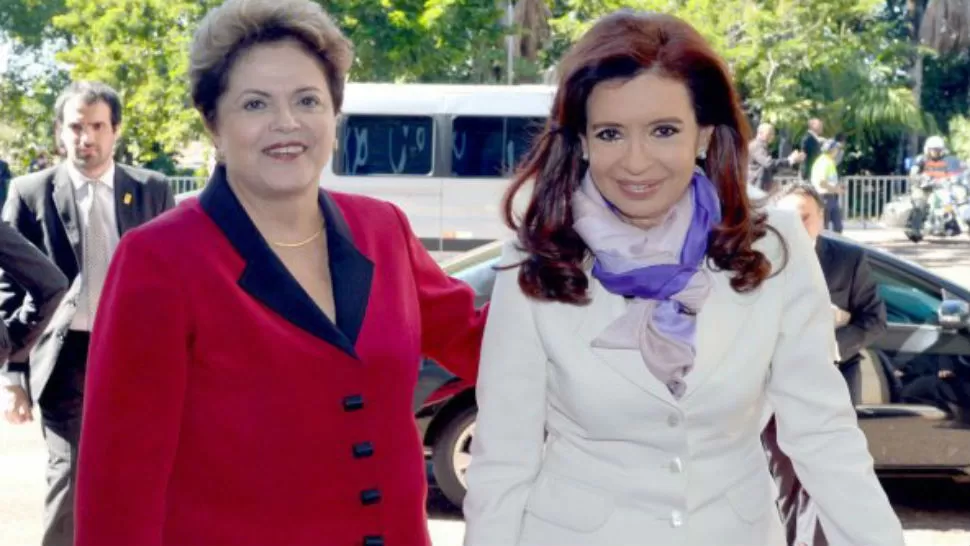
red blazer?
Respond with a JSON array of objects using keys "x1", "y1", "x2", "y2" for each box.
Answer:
[{"x1": 75, "y1": 172, "x2": 487, "y2": 546}]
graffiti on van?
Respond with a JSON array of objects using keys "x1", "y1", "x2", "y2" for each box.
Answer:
[
  {"x1": 345, "y1": 126, "x2": 369, "y2": 175},
  {"x1": 340, "y1": 115, "x2": 434, "y2": 176},
  {"x1": 389, "y1": 124, "x2": 428, "y2": 174}
]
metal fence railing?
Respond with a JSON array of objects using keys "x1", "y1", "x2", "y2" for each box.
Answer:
[
  {"x1": 166, "y1": 174, "x2": 914, "y2": 230},
  {"x1": 168, "y1": 177, "x2": 205, "y2": 195},
  {"x1": 775, "y1": 176, "x2": 911, "y2": 227}
]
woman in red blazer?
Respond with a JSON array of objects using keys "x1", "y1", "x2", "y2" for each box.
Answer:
[{"x1": 74, "y1": 1, "x2": 486, "y2": 545}]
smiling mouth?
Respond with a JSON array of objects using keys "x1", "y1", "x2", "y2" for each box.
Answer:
[
  {"x1": 264, "y1": 144, "x2": 308, "y2": 159},
  {"x1": 619, "y1": 180, "x2": 662, "y2": 193}
]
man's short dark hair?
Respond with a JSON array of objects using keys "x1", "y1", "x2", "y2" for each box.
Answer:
[
  {"x1": 780, "y1": 181, "x2": 824, "y2": 210},
  {"x1": 54, "y1": 81, "x2": 123, "y2": 129}
]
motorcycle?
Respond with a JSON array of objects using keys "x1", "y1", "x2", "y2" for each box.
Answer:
[
  {"x1": 902, "y1": 177, "x2": 934, "y2": 242},
  {"x1": 951, "y1": 177, "x2": 970, "y2": 234},
  {"x1": 882, "y1": 173, "x2": 970, "y2": 241},
  {"x1": 924, "y1": 178, "x2": 963, "y2": 237}
]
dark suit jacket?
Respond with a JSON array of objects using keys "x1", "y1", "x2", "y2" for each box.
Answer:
[
  {"x1": 0, "y1": 221, "x2": 69, "y2": 364},
  {"x1": 747, "y1": 138, "x2": 791, "y2": 192},
  {"x1": 0, "y1": 162, "x2": 174, "y2": 401},
  {"x1": 799, "y1": 133, "x2": 822, "y2": 180},
  {"x1": 816, "y1": 236, "x2": 887, "y2": 363},
  {"x1": 0, "y1": 160, "x2": 11, "y2": 206}
]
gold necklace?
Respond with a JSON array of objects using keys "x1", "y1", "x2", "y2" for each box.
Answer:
[{"x1": 271, "y1": 228, "x2": 323, "y2": 248}]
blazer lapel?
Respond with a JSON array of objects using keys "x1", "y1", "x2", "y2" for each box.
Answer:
[
  {"x1": 682, "y1": 265, "x2": 761, "y2": 401},
  {"x1": 51, "y1": 165, "x2": 81, "y2": 266},
  {"x1": 318, "y1": 191, "x2": 373, "y2": 348},
  {"x1": 113, "y1": 167, "x2": 141, "y2": 235},
  {"x1": 577, "y1": 279, "x2": 679, "y2": 407},
  {"x1": 199, "y1": 168, "x2": 373, "y2": 359}
]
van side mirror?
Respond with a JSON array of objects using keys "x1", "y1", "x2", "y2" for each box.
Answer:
[{"x1": 938, "y1": 299, "x2": 970, "y2": 332}]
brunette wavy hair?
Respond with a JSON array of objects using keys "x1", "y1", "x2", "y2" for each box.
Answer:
[{"x1": 503, "y1": 10, "x2": 782, "y2": 304}]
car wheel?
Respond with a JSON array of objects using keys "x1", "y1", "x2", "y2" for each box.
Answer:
[{"x1": 431, "y1": 406, "x2": 477, "y2": 507}]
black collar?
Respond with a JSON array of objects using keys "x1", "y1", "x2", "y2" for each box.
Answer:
[{"x1": 199, "y1": 167, "x2": 373, "y2": 358}]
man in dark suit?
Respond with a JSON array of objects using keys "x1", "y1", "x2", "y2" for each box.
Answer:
[
  {"x1": 762, "y1": 181, "x2": 888, "y2": 546},
  {"x1": 799, "y1": 118, "x2": 824, "y2": 181},
  {"x1": 0, "y1": 157, "x2": 12, "y2": 205},
  {"x1": 0, "y1": 221, "x2": 70, "y2": 421},
  {"x1": 0, "y1": 81, "x2": 174, "y2": 546},
  {"x1": 778, "y1": 182, "x2": 887, "y2": 385},
  {"x1": 747, "y1": 122, "x2": 804, "y2": 194}
]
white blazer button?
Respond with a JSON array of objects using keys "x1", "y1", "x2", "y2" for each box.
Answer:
[
  {"x1": 670, "y1": 457, "x2": 683, "y2": 473},
  {"x1": 667, "y1": 414, "x2": 681, "y2": 427},
  {"x1": 671, "y1": 510, "x2": 684, "y2": 527}
]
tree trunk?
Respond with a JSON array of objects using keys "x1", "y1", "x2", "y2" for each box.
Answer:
[
  {"x1": 909, "y1": 55, "x2": 924, "y2": 157},
  {"x1": 908, "y1": 0, "x2": 927, "y2": 159}
]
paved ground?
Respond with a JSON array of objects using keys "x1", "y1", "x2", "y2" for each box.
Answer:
[
  {"x1": 844, "y1": 227, "x2": 970, "y2": 286},
  {"x1": 425, "y1": 479, "x2": 970, "y2": 546},
  {"x1": 1, "y1": 226, "x2": 968, "y2": 545}
]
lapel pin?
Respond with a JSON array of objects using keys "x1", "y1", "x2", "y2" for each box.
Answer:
[{"x1": 123, "y1": 192, "x2": 133, "y2": 205}]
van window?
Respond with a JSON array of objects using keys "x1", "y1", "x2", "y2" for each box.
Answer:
[
  {"x1": 451, "y1": 116, "x2": 543, "y2": 177},
  {"x1": 337, "y1": 115, "x2": 434, "y2": 176}
]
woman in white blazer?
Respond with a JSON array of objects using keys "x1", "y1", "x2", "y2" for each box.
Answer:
[{"x1": 462, "y1": 10, "x2": 904, "y2": 546}]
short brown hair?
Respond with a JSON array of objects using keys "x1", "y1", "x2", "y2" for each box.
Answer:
[
  {"x1": 55, "y1": 81, "x2": 124, "y2": 129},
  {"x1": 189, "y1": 0, "x2": 354, "y2": 124}
]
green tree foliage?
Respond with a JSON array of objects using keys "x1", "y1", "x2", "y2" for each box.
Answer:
[
  {"x1": 1, "y1": 0, "x2": 967, "y2": 174},
  {"x1": 948, "y1": 114, "x2": 970, "y2": 159},
  {"x1": 329, "y1": 0, "x2": 512, "y2": 83},
  {"x1": 548, "y1": 0, "x2": 920, "y2": 158},
  {"x1": 51, "y1": 0, "x2": 219, "y2": 166},
  {"x1": 0, "y1": 0, "x2": 67, "y2": 46}
]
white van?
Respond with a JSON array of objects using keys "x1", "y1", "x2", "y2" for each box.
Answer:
[{"x1": 323, "y1": 83, "x2": 555, "y2": 251}]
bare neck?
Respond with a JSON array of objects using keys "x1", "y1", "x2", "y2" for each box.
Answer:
[{"x1": 228, "y1": 179, "x2": 324, "y2": 244}]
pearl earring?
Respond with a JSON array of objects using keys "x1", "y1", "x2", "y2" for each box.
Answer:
[{"x1": 697, "y1": 147, "x2": 707, "y2": 160}]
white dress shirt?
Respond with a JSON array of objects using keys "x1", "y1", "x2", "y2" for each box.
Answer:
[{"x1": 67, "y1": 161, "x2": 120, "y2": 331}]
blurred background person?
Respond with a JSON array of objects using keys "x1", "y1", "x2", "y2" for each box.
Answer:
[
  {"x1": 29, "y1": 150, "x2": 52, "y2": 173},
  {"x1": 910, "y1": 135, "x2": 956, "y2": 179},
  {"x1": 0, "y1": 156, "x2": 11, "y2": 204},
  {"x1": 799, "y1": 118, "x2": 824, "y2": 181},
  {"x1": 811, "y1": 139, "x2": 845, "y2": 233},
  {"x1": 747, "y1": 122, "x2": 804, "y2": 195},
  {"x1": 776, "y1": 182, "x2": 887, "y2": 404},
  {"x1": 0, "y1": 80, "x2": 173, "y2": 546}
]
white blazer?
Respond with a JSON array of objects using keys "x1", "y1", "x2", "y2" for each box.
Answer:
[{"x1": 462, "y1": 208, "x2": 904, "y2": 546}]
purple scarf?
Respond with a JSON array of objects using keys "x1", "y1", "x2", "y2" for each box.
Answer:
[{"x1": 572, "y1": 169, "x2": 721, "y2": 398}]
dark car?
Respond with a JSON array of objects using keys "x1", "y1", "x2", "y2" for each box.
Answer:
[{"x1": 414, "y1": 235, "x2": 970, "y2": 508}]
